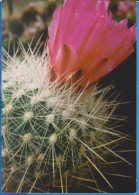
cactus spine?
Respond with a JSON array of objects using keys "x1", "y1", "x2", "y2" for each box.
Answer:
[{"x1": 2, "y1": 45, "x2": 132, "y2": 193}]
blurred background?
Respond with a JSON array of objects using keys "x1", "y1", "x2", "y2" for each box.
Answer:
[
  {"x1": 2, "y1": 0, "x2": 64, "y2": 55},
  {"x1": 2, "y1": 0, "x2": 136, "y2": 56}
]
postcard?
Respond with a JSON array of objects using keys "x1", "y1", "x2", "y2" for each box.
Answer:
[{"x1": 1, "y1": 0, "x2": 138, "y2": 194}]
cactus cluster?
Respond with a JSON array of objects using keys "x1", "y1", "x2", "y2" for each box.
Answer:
[{"x1": 2, "y1": 45, "x2": 132, "y2": 193}]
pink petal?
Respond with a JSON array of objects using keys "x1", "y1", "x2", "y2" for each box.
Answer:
[
  {"x1": 48, "y1": 6, "x2": 63, "y2": 63},
  {"x1": 54, "y1": 43, "x2": 78, "y2": 78},
  {"x1": 47, "y1": 0, "x2": 136, "y2": 87},
  {"x1": 80, "y1": 57, "x2": 115, "y2": 87}
]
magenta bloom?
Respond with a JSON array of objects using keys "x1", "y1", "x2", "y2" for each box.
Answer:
[
  {"x1": 119, "y1": 2, "x2": 129, "y2": 14},
  {"x1": 47, "y1": 0, "x2": 136, "y2": 87},
  {"x1": 28, "y1": 2, "x2": 35, "y2": 9}
]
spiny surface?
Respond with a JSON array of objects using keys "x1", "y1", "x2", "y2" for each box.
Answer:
[{"x1": 2, "y1": 46, "x2": 132, "y2": 193}]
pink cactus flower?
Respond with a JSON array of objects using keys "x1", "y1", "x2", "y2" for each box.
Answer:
[
  {"x1": 47, "y1": 0, "x2": 136, "y2": 87},
  {"x1": 28, "y1": 2, "x2": 35, "y2": 9},
  {"x1": 25, "y1": 27, "x2": 36, "y2": 37},
  {"x1": 119, "y1": 2, "x2": 129, "y2": 14},
  {"x1": 35, "y1": 21, "x2": 42, "y2": 29},
  {"x1": 126, "y1": 0, "x2": 134, "y2": 9}
]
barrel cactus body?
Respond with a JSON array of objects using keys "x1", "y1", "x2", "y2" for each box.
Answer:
[{"x1": 2, "y1": 46, "x2": 132, "y2": 193}]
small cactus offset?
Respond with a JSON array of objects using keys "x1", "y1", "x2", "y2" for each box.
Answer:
[{"x1": 2, "y1": 45, "x2": 133, "y2": 193}]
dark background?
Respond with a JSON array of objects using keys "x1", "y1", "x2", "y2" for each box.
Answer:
[{"x1": 96, "y1": 47, "x2": 136, "y2": 193}]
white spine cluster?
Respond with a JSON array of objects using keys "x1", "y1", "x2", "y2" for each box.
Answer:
[{"x1": 2, "y1": 45, "x2": 132, "y2": 193}]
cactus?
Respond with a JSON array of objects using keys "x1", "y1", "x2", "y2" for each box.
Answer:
[{"x1": 2, "y1": 44, "x2": 134, "y2": 193}]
